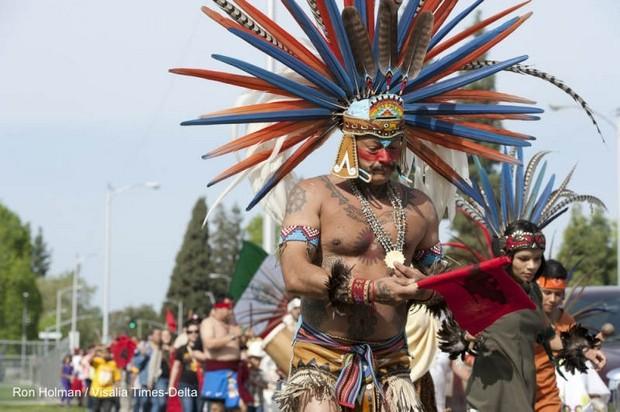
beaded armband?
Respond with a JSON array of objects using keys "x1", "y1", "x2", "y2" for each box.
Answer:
[
  {"x1": 413, "y1": 242, "x2": 443, "y2": 268},
  {"x1": 279, "y1": 225, "x2": 320, "y2": 248}
]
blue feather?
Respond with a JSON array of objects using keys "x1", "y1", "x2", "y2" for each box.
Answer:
[
  {"x1": 323, "y1": 0, "x2": 362, "y2": 92},
  {"x1": 281, "y1": 0, "x2": 354, "y2": 95},
  {"x1": 230, "y1": 28, "x2": 347, "y2": 100},
  {"x1": 470, "y1": 179, "x2": 495, "y2": 231},
  {"x1": 211, "y1": 54, "x2": 341, "y2": 110},
  {"x1": 404, "y1": 103, "x2": 542, "y2": 116},
  {"x1": 404, "y1": 16, "x2": 520, "y2": 91},
  {"x1": 531, "y1": 174, "x2": 556, "y2": 223},
  {"x1": 522, "y1": 160, "x2": 547, "y2": 219},
  {"x1": 500, "y1": 163, "x2": 510, "y2": 229},
  {"x1": 397, "y1": 0, "x2": 422, "y2": 52},
  {"x1": 427, "y1": 0, "x2": 484, "y2": 51},
  {"x1": 515, "y1": 147, "x2": 525, "y2": 216},
  {"x1": 180, "y1": 109, "x2": 332, "y2": 126},
  {"x1": 403, "y1": 55, "x2": 529, "y2": 102},
  {"x1": 404, "y1": 115, "x2": 531, "y2": 147},
  {"x1": 247, "y1": 174, "x2": 279, "y2": 211},
  {"x1": 474, "y1": 156, "x2": 500, "y2": 232},
  {"x1": 448, "y1": 175, "x2": 484, "y2": 208}
]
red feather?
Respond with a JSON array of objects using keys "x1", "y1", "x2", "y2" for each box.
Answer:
[
  {"x1": 208, "y1": 122, "x2": 330, "y2": 185},
  {"x1": 366, "y1": 0, "x2": 375, "y2": 41},
  {"x1": 316, "y1": 1, "x2": 344, "y2": 62},
  {"x1": 405, "y1": 131, "x2": 473, "y2": 189},
  {"x1": 432, "y1": 0, "x2": 458, "y2": 36},
  {"x1": 437, "y1": 113, "x2": 538, "y2": 121},
  {"x1": 426, "y1": 0, "x2": 531, "y2": 61},
  {"x1": 418, "y1": 13, "x2": 532, "y2": 88},
  {"x1": 168, "y1": 68, "x2": 294, "y2": 97},
  {"x1": 233, "y1": 0, "x2": 332, "y2": 78},
  {"x1": 410, "y1": 128, "x2": 520, "y2": 163},
  {"x1": 202, "y1": 100, "x2": 317, "y2": 118},
  {"x1": 204, "y1": 121, "x2": 315, "y2": 159},
  {"x1": 267, "y1": 125, "x2": 335, "y2": 187},
  {"x1": 437, "y1": 118, "x2": 531, "y2": 140},
  {"x1": 427, "y1": 89, "x2": 535, "y2": 104}
]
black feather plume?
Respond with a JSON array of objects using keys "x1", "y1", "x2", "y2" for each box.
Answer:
[{"x1": 557, "y1": 324, "x2": 601, "y2": 374}]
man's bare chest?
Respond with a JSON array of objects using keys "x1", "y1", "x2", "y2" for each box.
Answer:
[{"x1": 319, "y1": 196, "x2": 426, "y2": 258}]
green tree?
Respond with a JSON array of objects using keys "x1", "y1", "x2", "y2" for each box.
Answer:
[
  {"x1": 209, "y1": 204, "x2": 243, "y2": 280},
  {"x1": 244, "y1": 214, "x2": 281, "y2": 250},
  {"x1": 165, "y1": 198, "x2": 219, "y2": 318},
  {"x1": 31, "y1": 227, "x2": 51, "y2": 277},
  {"x1": 557, "y1": 206, "x2": 617, "y2": 286},
  {"x1": 0, "y1": 203, "x2": 42, "y2": 340},
  {"x1": 245, "y1": 215, "x2": 263, "y2": 247},
  {"x1": 36, "y1": 271, "x2": 101, "y2": 347}
]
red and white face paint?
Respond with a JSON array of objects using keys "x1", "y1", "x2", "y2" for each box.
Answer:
[{"x1": 356, "y1": 137, "x2": 402, "y2": 166}]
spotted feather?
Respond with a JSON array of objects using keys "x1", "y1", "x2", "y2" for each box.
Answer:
[{"x1": 463, "y1": 60, "x2": 603, "y2": 139}]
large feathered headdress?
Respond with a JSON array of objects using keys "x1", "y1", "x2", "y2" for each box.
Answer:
[
  {"x1": 171, "y1": 0, "x2": 599, "y2": 211},
  {"x1": 457, "y1": 148, "x2": 606, "y2": 239}
]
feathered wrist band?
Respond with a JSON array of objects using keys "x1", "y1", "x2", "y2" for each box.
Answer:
[
  {"x1": 326, "y1": 261, "x2": 375, "y2": 311},
  {"x1": 556, "y1": 324, "x2": 601, "y2": 374}
]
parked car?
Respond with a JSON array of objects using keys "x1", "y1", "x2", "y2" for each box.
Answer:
[{"x1": 565, "y1": 285, "x2": 620, "y2": 384}]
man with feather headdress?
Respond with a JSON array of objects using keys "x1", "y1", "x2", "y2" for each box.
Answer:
[{"x1": 171, "y1": 0, "x2": 605, "y2": 409}]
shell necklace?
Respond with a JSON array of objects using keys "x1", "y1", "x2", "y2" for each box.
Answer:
[{"x1": 350, "y1": 181, "x2": 406, "y2": 269}]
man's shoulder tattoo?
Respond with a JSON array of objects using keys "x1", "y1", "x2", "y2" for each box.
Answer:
[
  {"x1": 318, "y1": 176, "x2": 366, "y2": 223},
  {"x1": 286, "y1": 184, "x2": 307, "y2": 214}
]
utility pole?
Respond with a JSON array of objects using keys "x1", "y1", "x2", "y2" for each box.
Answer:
[
  {"x1": 21, "y1": 292, "x2": 29, "y2": 376},
  {"x1": 70, "y1": 256, "x2": 81, "y2": 350}
]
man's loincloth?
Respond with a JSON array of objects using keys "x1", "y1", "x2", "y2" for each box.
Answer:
[
  {"x1": 274, "y1": 322, "x2": 422, "y2": 412},
  {"x1": 201, "y1": 359, "x2": 241, "y2": 409}
]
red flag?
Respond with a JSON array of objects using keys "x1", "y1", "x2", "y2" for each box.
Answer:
[
  {"x1": 165, "y1": 308, "x2": 177, "y2": 332},
  {"x1": 418, "y1": 256, "x2": 536, "y2": 335},
  {"x1": 110, "y1": 335, "x2": 136, "y2": 369}
]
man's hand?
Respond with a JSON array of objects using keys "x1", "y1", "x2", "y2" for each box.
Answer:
[
  {"x1": 393, "y1": 262, "x2": 426, "y2": 281},
  {"x1": 584, "y1": 348, "x2": 607, "y2": 370},
  {"x1": 373, "y1": 276, "x2": 420, "y2": 305},
  {"x1": 229, "y1": 325, "x2": 242, "y2": 339}
]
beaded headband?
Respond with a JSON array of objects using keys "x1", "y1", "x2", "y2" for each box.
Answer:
[{"x1": 503, "y1": 230, "x2": 546, "y2": 253}]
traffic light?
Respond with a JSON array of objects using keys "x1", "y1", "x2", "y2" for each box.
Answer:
[{"x1": 128, "y1": 319, "x2": 137, "y2": 330}]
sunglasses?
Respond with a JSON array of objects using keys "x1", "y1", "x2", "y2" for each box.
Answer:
[{"x1": 187, "y1": 330, "x2": 199, "y2": 335}]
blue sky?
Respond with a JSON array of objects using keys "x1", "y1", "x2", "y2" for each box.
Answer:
[{"x1": 1, "y1": 0, "x2": 618, "y2": 313}]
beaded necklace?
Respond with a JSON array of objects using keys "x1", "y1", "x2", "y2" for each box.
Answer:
[{"x1": 350, "y1": 181, "x2": 406, "y2": 269}]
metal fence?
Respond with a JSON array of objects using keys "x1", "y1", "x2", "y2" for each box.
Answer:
[{"x1": 0, "y1": 338, "x2": 69, "y2": 389}]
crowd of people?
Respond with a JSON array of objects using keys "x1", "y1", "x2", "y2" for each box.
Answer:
[{"x1": 57, "y1": 298, "x2": 302, "y2": 412}]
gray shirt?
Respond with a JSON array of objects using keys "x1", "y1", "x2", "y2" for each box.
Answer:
[{"x1": 466, "y1": 282, "x2": 549, "y2": 411}]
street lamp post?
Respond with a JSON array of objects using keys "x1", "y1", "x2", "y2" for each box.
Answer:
[
  {"x1": 549, "y1": 105, "x2": 620, "y2": 285},
  {"x1": 102, "y1": 181, "x2": 160, "y2": 344},
  {"x1": 21, "y1": 292, "x2": 29, "y2": 375},
  {"x1": 57, "y1": 286, "x2": 79, "y2": 342},
  {"x1": 70, "y1": 257, "x2": 80, "y2": 350}
]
